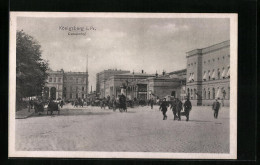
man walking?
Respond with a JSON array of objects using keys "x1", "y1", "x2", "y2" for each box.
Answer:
[
  {"x1": 150, "y1": 99, "x2": 154, "y2": 109},
  {"x1": 159, "y1": 98, "x2": 168, "y2": 120},
  {"x1": 176, "y1": 98, "x2": 183, "y2": 121},
  {"x1": 212, "y1": 99, "x2": 221, "y2": 119},
  {"x1": 183, "y1": 98, "x2": 192, "y2": 121},
  {"x1": 171, "y1": 98, "x2": 177, "y2": 120}
]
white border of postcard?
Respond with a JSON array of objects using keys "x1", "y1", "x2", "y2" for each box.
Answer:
[{"x1": 9, "y1": 12, "x2": 237, "y2": 159}]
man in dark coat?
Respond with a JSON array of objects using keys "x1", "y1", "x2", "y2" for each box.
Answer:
[
  {"x1": 119, "y1": 94, "x2": 127, "y2": 112},
  {"x1": 150, "y1": 99, "x2": 154, "y2": 109},
  {"x1": 171, "y1": 98, "x2": 177, "y2": 120},
  {"x1": 212, "y1": 99, "x2": 221, "y2": 119},
  {"x1": 176, "y1": 98, "x2": 183, "y2": 121},
  {"x1": 159, "y1": 98, "x2": 168, "y2": 120},
  {"x1": 183, "y1": 98, "x2": 192, "y2": 121}
]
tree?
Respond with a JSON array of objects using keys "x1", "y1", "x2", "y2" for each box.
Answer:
[{"x1": 16, "y1": 30, "x2": 49, "y2": 104}]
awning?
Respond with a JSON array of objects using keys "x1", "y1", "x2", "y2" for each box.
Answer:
[
  {"x1": 191, "y1": 73, "x2": 194, "y2": 81},
  {"x1": 188, "y1": 74, "x2": 192, "y2": 82},
  {"x1": 222, "y1": 69, "x2": 226, "y2": 78},
  {"x1": 211, "y1": 70, "x2": 216, "y2": 79},
  {"x1": 203, "y1": 72, "x2": 207, "y2": 80},
  {"x1": 226, "y1": 67, "x2": 230, "y2": 78}
]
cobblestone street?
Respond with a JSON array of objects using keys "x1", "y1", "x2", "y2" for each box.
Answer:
[{"x1": 15, "y1": 105, "x2": 230, "y2": 153}]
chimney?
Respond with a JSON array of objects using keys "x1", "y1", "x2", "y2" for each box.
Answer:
[
  {"x1": 162, "y1": 70, "x2": 166, "y2": 76},
  {"x1": 142, "y1": 70, "x2": 144, "y2": 74},
  {"x1": 155, "y1": 71, "x2": 158, "y2": 78}
]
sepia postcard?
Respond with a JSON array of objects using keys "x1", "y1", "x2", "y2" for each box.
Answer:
[{"x1": 9, "y1": 12, "x2": 237, "y2": 159}]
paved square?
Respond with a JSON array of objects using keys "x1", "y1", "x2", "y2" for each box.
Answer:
[{"x1": 15, "y1": 105, "x2": 229, "y2": 153}]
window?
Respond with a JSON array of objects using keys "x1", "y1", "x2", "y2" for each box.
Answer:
[
  {"x1": 76, "y1": 93, "x2": 78, "y2": 99},
  {"x1": 194, "y1": 89, "x2": 197, "y2": 99},
  {"x1": 218, "y1": 57, "x2": 219, "y2": 60},
  {"x1": 213, "y1": 59, "x2": 215, "y2": 62},
  {"x1": 54, "y1": 78, "x2": 56, "y2": 82},
  {"x1": 58, "y1": 78, "x2": 61, "y2": 82},
  {"x1": 76, "y1": 86, "x2": 78, "y2": 92},
  {"x1": 70, "y1": 86, "x2": 72, "y2": 91},
  {"x1": 188, "y1": 64, "x2": 190, "y2": 67},
  {"x1": 82, "y1": 78, "x2": 84, "y2": 83},
  {"x1": 70, "y1": 77, "x2": 73, "y2": 80},
  {"x1": 70, "y1": 93, "x2": 72, "y2": 98},
  {"x1": 218, "y1": 69, "x2": 220, "y2": 79},
  {"x1": 190, "y1": 89, "x2": 193, "y2": 99},
  {"x1": 208, "y1": 60, "x2": 210, "y2": 63},
  {"x1": 204, "y1": 61, "x2": 206, "y2": 64},
  {"x1": 208, "y1": 70, "x2": 211, "y2": 80},
  {"x1": 82, "y1": 86, "x2": 84, "y2": 91},
  {"x1": 64, "y1": 87, "x2": 66, "y2": 91},
  {"x1": 223, "y1": 56, "x2": 225, "y2": 59},
  {"x1": 208, "y1": 89, "x2": 211, "y2": 99},
  {"x1": 82, "y1": 94, "x2": 84, "y2": 98},
  {"x1": 204, "y1": 89, "x2": 206, "y2": 99},
  {"x1": 191, "y1": 63, "x2": 193, "y2": 66},
  {"x1": 49, "y1": 78, "x2": 52, "y2": 82},
  {"x1": 212, "y1": 88, "x2": 215, "y2": 99},
  {"x1": 76, "y1": 78, "x2": 78, "y2": 83}
]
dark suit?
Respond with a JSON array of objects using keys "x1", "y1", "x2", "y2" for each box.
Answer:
[
  {"x1": 184, "y1": 100, "x2": 192, "y2": 121},
  {"x1": 160, "y1": 101, "x2": 168, "y2": 120}
]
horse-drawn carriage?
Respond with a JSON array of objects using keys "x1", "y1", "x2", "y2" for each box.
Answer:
[{"x1": 47, "y1": 101, "x2": 60, "y2": 115}]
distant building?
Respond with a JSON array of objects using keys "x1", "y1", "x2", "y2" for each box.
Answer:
[
  {"x1": 96, "y1": 69, "x2": 130, "y2": 98},
  {"x1": 105, "y1": 71, "x2": 155, "y2": 99},
  {"x1": 43, "y1": 69, "x2": 88, "y2": 100},
  {"x1": 186, "y1": 40, "x2": 230, "y2": 106}
]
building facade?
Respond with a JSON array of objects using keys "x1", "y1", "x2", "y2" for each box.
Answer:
[
  {"x1": 105, "y1": 72, "x2": 155, "y2": 99},
  {"x1": 96, "y1": 69, "x2": 130, "y2": 98},
  {"x1": 186, "y1": 40, "x2": 230, "y2": 106},
  {"x1": 44, "y1": 69, "x2": 88, "y2": 100}
]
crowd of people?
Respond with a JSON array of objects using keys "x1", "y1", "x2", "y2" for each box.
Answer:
[{"x1": 24, "y1": 93, "x2": 223, "y2": 119}]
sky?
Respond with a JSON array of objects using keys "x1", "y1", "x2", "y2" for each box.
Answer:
[{"x1": 17, "y1": 17, "x2": 230, "y2": 91}]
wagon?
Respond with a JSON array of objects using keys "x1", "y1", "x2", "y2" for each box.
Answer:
[
  {"x1": 47, "y1": 101, "x2": 60, "y2": 115},
  {"x1": 34, "y1": 101, "x2": 44, "y2": 114}
]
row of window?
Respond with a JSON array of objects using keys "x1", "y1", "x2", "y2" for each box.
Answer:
[
  {"x1": 48, "y1": 77, "x2": 86, "y2": 83},
  {"x1": 49, "y1": 77, "x2": 62, "y2": 83},
  {"x1": 64, "y1": 86, "x2": 85, "y2": 91},
  {"x1": 64, "y1": 77, "x2": 86, "y2": 83},
  {"x1": 187, "y1": 66, "x2": 230, "y2": 82},
  {"x1": 203, "y1": 67, "x2": 230, "y2": 81},
  {"x1": 187, "y1": 87, "x2": 230, "y2": 100},
  {"x1": 203, "y1": 87, "x2": 230, "y2": 100},
  {"x1": 63, "y1": 93, "x2": 85, "y2": 99},
  {"x1": 187, "y1": 55, "x2": 230, "y2": 67}
]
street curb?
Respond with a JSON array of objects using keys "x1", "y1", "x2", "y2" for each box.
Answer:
[{"x1": 15, "y1": 111, "x2": 35, "y2": 119}]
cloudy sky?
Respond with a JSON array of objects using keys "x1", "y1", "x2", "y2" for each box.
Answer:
[{"x1": 17, "y1": 17, "x2": 230, "y2": 91}]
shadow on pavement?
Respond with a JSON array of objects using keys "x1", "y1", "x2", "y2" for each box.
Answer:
[
  {"x1": 31, "y1": 110, "x2": 112, "y2": 118},
  {"x1": 188, "y1": 120, "x2": 212, "y2": 123}
]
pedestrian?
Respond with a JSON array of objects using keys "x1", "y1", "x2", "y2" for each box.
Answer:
[
  {"x1": 150, "y1": 99, "x2": 154, "y2": 109},
  {"x1": 60, "y1": 100, "x2": 64, "y2": 108},
  {"x1": 159, "y1": 98, "x2": 168, "y2": 120},
  {"x1": 176, "y1": 98, "x2": 183, "y2": 121},
  {"x1": 221, "y1": 98, "x2": 225, "y2": 107},
  {"x1": 212, "y1": 99, "x2": 221, "y2": 119},
  {"x1": 183, "y1": 98, "x2": 192, "y2": 121},
  {"x1": 171, "y1": 98, "x2": 177, "y2": 120}
]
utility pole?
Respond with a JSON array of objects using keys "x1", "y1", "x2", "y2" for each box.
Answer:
[{"x1": 86, "y1": 54, "x2": 88, "y2": 99}]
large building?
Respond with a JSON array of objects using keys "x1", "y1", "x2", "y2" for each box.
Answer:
[
  {"x1": 105, "y1": 71, "x2": 154, "y2": 99},
  {"x1": 186, "y1": 40, "x2": 230, "y2": 106},
  {"x1": 43, "y1": 69, "x2": 88, "y2": 100},
  {"x1": 96, "y1": 69, "x2": 130, "y2": 98}
]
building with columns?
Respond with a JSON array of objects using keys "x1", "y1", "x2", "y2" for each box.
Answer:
[
  {"x1": 96, "y1": 69, "x2": 130, "y2": 98},
  {"x1": 43, "y1": 69, "x2": 88, "y2": 100},
  {"x1": 186, "y1": 40, "x2": 230, "y2": 106}
]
